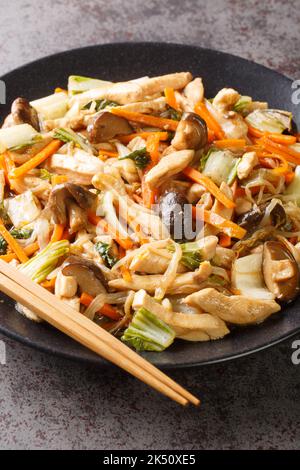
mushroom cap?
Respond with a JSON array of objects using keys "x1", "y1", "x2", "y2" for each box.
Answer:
[
  {"x1": 11, "y1": 97, "x2": 40, "y2": 131},
  {"x1": 62, "y1": 256, "x2": 107, "y2": 297},
  {"x1": 87, "y1": 111, "x2": 132, "y2": 143},
  {"x1": 171, "y1": 112, "x2": 207, "y2": 150},
  {"x1": 47, "y1": 183, "x2": 97, "y2": 226},
  {"x1": 263, "y1": 241, "x2": 300, "y2": 303}
]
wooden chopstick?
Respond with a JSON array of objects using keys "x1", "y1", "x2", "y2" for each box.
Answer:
[{"x1": 0, "y1": 261, "x2": 200, "y2": 406}]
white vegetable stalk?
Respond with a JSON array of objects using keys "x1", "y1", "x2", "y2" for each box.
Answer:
[{"x1": 19, "y1": 240, "x2": 70, "y2": 283}]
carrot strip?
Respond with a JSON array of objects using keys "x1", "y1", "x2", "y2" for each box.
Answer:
[
  {"x1": 0, "y1": 253, "x2": 16, "y2": 262},
  {"x1": 285, "y1": 172, "x2": 295, "y2": 184},
  {"x1": 214, "y1": 139, "x2": 246, "y2": 149},
  {"x1": 248, "y1": 125, "x2": 297, "y2": 145},
  {"x1": 183, "y1": 167, "x2": 235, "y2": 209},
  {"x1": 41, "y1": 277, "x2": 56, "y2": 290},
  {"x1": 120, "y1": 265, "x2": 132, "y2": 282},
  {"x1": 207, "y1": 128, "x2": 216, "y2": 143},
  {"x1": 0, "y1": 219, "x2": 28, "y2": 263},
  {"x1": 24, "y1": 242, "x2": 40, "y2": 256},
  {"x1": 50, "y1": 224, "x2": 65, "y2": 242},
  {"x1": 164, "y1": 87, "x2": 180, "y2": 111},
  {"x1": 98, "y1": 149, "x2": 119, "y2": 158},
  {"x1": 51, "y1": 175, "x2": 68, "y2": 186},
  {"x1": 141, "y1": 179, "x2": 158, "y2": 209},
  {"x1": 0, "y1": 242, "x2": 40, "y2": 263},
  {"x1": 146, "y1": 133, "x2": 161, "y2": 165},
  {"x1": 9, "y1": 140, "x2": 62, "y2": 179},
  {"x1": 194, "y1": 102, "x2": 225, "y2": 140},
  {"x1": 192, "y1": 206, "x2": 246, "y2": 239},
  {"x1": 80, "y1": 292, "x2": 121, "y2": 321},
  {"x1": 219, "y1": 233, "x2": 232, "y2": 247},
  {"x1": 110, "y1": 108, "x2": 178, "y2": 131},
  {"x1": 258, "y1": 153, "x2": 289, "y2": 175},
  {"x1": 117, "y1": 131, "x2": 169, "y2": 144},
  {"x1": 258, "y1": 137, "x2": 300, "y2": 165},
  {"x1": 87, "y1": 211, "x2": 133, "y2": 250}
]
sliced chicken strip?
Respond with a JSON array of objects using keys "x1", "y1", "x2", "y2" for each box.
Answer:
[
  {"x1": 48, "y1": 149, "x2": 103, "y2": 185},
  {"x1": 116, "y1": 97, "x2": 167, "y2": 114},
  {"x1": 185, "y1": 288, "x2": 280, "y2": 325},
  {"x1": 71, "y1": 72, "x2": 192, "y2": 107},
  {"x1": 132, "y1": 289, "x2": 229, "y2": 341},
  {"x1": 183, "y1": 78, "x2": 204, "y2": 110},
  {"x1": 109, "y1": 261, "x2": 212, "y2": 294},
  {"x1": 144, "y1": 149, "x2": 194, "y2": 189}
]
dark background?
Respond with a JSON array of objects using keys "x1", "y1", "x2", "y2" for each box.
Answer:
[{"x1": 0, "y1": 0, "x2": 299, "y2": 450}]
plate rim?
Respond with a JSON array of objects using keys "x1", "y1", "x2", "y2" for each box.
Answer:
[{"x1": 0, "y1": 41, "x2": 298, "y2": 368}]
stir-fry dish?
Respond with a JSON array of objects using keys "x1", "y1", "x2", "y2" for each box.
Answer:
[{"x1": 0, "y1": 71, "x2": 300, "y2": 352}]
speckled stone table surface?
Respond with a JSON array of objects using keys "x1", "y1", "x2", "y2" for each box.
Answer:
[{"x1": 0, "y1": 0, "x2": 300, "y2": 450}]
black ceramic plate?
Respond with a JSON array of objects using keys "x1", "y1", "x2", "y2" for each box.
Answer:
[{"x1": 0, "y1": 42, "x2": 299, "y2": 368}]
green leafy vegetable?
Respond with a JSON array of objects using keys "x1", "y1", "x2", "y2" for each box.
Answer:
[
  {"x1": 161, "y1": 107, "x2": 182, "y2": 121},
  {"x1": 0, "y1": 202, "x2": 11, "y2": 226},
  {"x1": 68, "y1": 75, "x2": 112, "y2": 95},
  {"x1": 227, "y1": 158, "x2": 241, "y2": 185},
  {"x1": 10, "y1": 227, "x2": 33, "y2": 239},
  {"x1": 53, "y1": 127, "x2": 93, "y2": 153},
  {"x1": 245, "y1": 109, "x2": 292, "y2": 133},
  {"x1": 119, "y1": 148, "x2": 151, "y2": 170},
  {"x1": 95, "y1": 241, "x2": 118, "y2": 268},
  {"x1": 199, "y1": 147, "x2": 217, "y2": 171},
  {"x1": 19, "y1": 240, "x2": 69, "y2": 283},
  {"x1": 9, "y1": 135, "x2": 43, "y2": 152},
  {"x1": 122, "y1": 307, "x2": 175, "y2": 352},
  {"x1": 169, "y1": 241, "x2": 204, "y2": 270},
  {"x1": 83, "y1": 99, "x2": 119, "y2": 111},
  {"x1": 233, "y1": 96, "x2": 252, "y2": 114},
  {"x1": 202, "y1": 149, "x2": 238, "y2": 185}
]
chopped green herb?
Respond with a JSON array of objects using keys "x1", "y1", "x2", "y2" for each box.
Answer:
[
  {"x1": 10, "y1": 227, "x2": 33, "y2": 240},
  {"x1": 0, "y1": 236, "x2": 8, "y2": 255},
  {"x1": 95, "y1": 242, "x2": 118, "y2": 268},
  {"x1": 119, "y1": 147, "x2": 151, "y2": 170},
  {"x1": 83, "y1": 99, "x2": 119, "y2": 111}
]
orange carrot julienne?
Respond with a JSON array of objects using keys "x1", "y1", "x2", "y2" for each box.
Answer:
[
  {"x1": 87, "y1": 211, "x2": 133, "y2": 250},
  {"x1": 50, "y1": 224, "x2": 65, "y2": 242},
  {"x1": 110, "y1": 108, "x2": 178, "y2": 131},
  {"x1": 117, "y1": 132, "x2": 169, "y2": 144},
  {"x1": 285, "y1": 172, "x2": 295, "y2": 184},
  {"x1": 9, "y1": 140, "x2": 62, "y2": 179},
  {"x1": 214, "y1": 139, "x2": 246, "y2": 149},
  {"x1": 142, "y1": 179, "x2": 158, "y2": 209},
  {"x1": 194, "y1": 101, "x2": 225, "y2": 140},
  {"x1": 258, "y1": 137, "x2": 300, "y2": 165},
  {"x1": 192, "y1": 206, "x2": 246, "y2": 239},
  {"x1": 207, "y1": 128, "x2": 216, "y2": 143},
  {"x1": 80, "y1": 292, "x2": 121, "y2": 321},
  {"x1": 247, "y1": 125, "x2": 297, "y2": 145},
  {"x1": 183, "y1": 167, "x2": 235, "y2": 209},
  {"x1": 0, "y1": 253, "x2": 16, "y2": 262},
  {"x1": 164, "y1": 87, "x2": 180, "y2": 111},
  {"x1": 51, "y1": 174, "x2": 68, "y2": 186},
  {"x1": 120, "y1": 265, "x2": 132, "y2": 282},
  {"x1": 0, "y1": 241, "x2": 40, "y2": 263},
  {"x1": 98, "y1": 149, "x2": 119, "y2": 158},
  {"x1": 41, "y1": 277, "x2": 56, "y2": 290},
  {"x1": 0, "y1": 219, "x2": 28, "y2": 263},
  {"x1": 219, "y1": 233, "x2": 232, "y2": 247},
  {"x1": 146, "y1": 132, "x2": 161, "y2": 165},
  {"x1": 258, "y1": 153, "x2": 289, "y2": 175}
]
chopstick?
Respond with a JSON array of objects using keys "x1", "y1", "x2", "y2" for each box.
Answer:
[{"x1": 0, "y1": 260, "x2": 200, "y2": 406}]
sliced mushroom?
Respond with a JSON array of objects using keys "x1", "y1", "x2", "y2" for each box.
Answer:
[
  {"x1": 62, "y1": 256, "x2": 107, "y2": 296},
  {"x1": 171, "y1": 112, "x2": 207, "y2": 150},
  {"x1": 10, "y1": 97, "x2": 40, "y2": 131},
  {"x1": 87, "y1": 111, "x2": 132, "y2": 143},
  {"x1": 47, "y1": 183, "x2": 97, "y2": 231},
  {"x1": 159, "y1": 188, "x2": 192, "y2": 242},
  {"x1": 263, "y1": 241, "x2": 300, "y2": 302}
]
